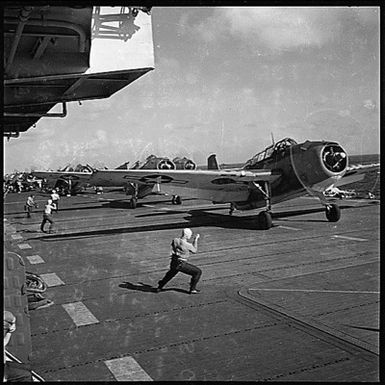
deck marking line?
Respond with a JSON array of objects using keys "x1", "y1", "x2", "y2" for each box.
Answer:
[
  {"x1": 105, "y1": 356, "x2": 153, "y2": 381},
  {"x1": 26, "y1": 255, "x2": 45, "y2": 264},
  {"x1": 249, "y1": 288, "x2": 379, "y2": 294},
  {"x1": 18, "y1": 243, "x2": 32, "y2": 249},
  {"x1": 332, "y1": 235, "x2": 368, "y2": 242},
  {"x1": 279, "y1": 225, "x2": 301, "y2": 231},
  {"x1": 39, "y1": 273, "x2": 65, "y2": 287},
  {"x1": 142, "y1": 204, "x2": 155, "y2": 208},
  {"x1": 62, "y1": 301, "x2": 99, "y2": 327},
  {"x1": 11, "y1": 234, "x2": 23, "y2": 240}
]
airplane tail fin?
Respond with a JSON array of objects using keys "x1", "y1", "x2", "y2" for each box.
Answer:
[
  {"x1": 207, "y1": 154, "x2": 220, "y2": 170},
  {"x1": 115, "y1": 161, "x2": 130, "y2": 170}
]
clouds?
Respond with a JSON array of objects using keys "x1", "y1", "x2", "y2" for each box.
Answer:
[
  {"x1": 4, "y1": 7, "x2": 379, "y2": 173},
  {"x1": 181, "y1": 7, "x2": 378, "y2": 54}
]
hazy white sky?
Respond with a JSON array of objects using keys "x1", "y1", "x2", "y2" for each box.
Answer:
[{"x1": 4, "y1": 6, "x2": 379, "y2": 173}]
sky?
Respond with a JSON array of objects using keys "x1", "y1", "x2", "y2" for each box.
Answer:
[{"x1": 3, "y1": 6, "x2": 380, "y2": 173}]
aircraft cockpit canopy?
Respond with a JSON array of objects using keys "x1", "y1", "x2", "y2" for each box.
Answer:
[
  {"x1": 244, "y1": 138, "x2": 298, "y2": 168},
  {"x1": 59, "y1": 164, "x2": 93, "y2": 173}
]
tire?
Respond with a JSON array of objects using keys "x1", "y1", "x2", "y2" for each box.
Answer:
[
  {"x1": 325, "y1": 203, "x2": 340, "y2": 222},
  {"x1": 258, "y1": 211, "x2": 272, "y2": 230},
  {"x1": 130, "y1": 198, "x2": 137, "y2": 209},
  {"x1": 175, "y1": 195, "x2": 182, "y2": 205}
]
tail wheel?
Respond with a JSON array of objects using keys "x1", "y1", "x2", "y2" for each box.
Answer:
[
  {"x1": 325, "y1": 203, "x2": 340, "y2": 222},
  {"x1": 172, "y1": 195, "x2": 182, "y2": 205},
  {"x1": 130, "y1": 198, "x2": 137, "y2": 209},
  {"x1": 258, "y1": 211, "x2": 272, "y2": 230}
]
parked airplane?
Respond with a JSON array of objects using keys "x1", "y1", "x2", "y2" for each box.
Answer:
[
  {"x1": 98, "y1": 155, "x2": 197, "y2": 208},
  {"x1": 32, "y1": 155, "x2": 197, "y2": 206},
  {"x1": 88, "y1": 137, "x2": 379, "y2": 229},
  {"x1": 32, "y1": 164, "x2": 94, "y2": 195}
]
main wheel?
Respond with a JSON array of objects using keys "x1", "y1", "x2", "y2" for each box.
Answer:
[
  {"x1": 175, "y1": 195, "x2": 182, "y2": 205},
  {"x1": 325, "y1": 203, "x2": 340, "y2": 222},
  {"x1": 129, "y1": 198, "x2": 137, "y2": 209},
  {"x1": 258, "y1": 211, "x2": 272, "y2": 230}
]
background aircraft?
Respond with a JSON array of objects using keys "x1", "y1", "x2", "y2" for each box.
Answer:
[
  {"x1": 88, "y1": 137, "x2": 379, "y2": 229},
  {"x1": 32, "y1": 164, "x2": 94, "y2": 195},
  {"x1": 93, "y1": 155, "x2": 197, "y2": 207},
  {"x1": 32, "y1": 155, "x2": 197, "y2": 206}
]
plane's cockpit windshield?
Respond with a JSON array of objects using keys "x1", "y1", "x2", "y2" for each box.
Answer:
[
  {"x1": 60, "y1": 164, "x2": 93, "y2": 173},
  {"x1": 244, "y1": 138, "x2": 298, "y2": 168}
]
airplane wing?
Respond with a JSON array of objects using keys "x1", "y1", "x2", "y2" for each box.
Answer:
[
  {"x1": 91, "y1": 169, "x2": 281, "y2": 202},
  {"x1": 334, "y1": 163, "x2": 379, "y2": 187},
  {"x1": 32, "y1": 170, "x2": 93, "y2": 183}
]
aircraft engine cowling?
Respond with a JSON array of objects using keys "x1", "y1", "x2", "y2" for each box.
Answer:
[
  {"x1": 290, "y1": 141, "x2": 349, "y2": 193},
  {"x1": 141, "y1": 155, "x2": 176, "y2": 170},
  {"x1": 157, "y1": 158, "x2": 176, "y2": 170},
  {"x1": 173, "y1": 157, "x2": 197, "y2": 170}
]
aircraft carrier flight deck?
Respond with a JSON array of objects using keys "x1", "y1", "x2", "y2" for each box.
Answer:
[{"x1": 4, "y1": 190, "x2": 379, "y2": 381}]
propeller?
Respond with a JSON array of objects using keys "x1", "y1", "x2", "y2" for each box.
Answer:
[{"x1": 322, "y1": 145, "x2": 347, "y2": 173}]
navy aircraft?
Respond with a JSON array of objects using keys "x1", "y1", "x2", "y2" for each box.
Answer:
[
  {"x1": 87, "y1": 137, "x2": 379, "y2": 229},
  {"x1": 31, "y1": 164, "x2": 94, "y2": 195},
  {"x1": 94, "y1": 155, "x2": 197, "y2": 208},
  {"x1": 32, "y1": 155, "x2": 197, "y2": 205}
]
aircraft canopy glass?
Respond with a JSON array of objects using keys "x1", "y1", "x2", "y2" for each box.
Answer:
[{"x1": 244, "y1": 138, "x2": 298, "y2": 167}]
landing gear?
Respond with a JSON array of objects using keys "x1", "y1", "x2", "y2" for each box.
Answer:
[
  {"x1": 314, "y1": 191, "x2": 341, "y2": 223},
  {"x1": 258, "y1": 211, "x2": 272, "y2": 229},
  {"x1": 325, "y1": 203, "x2": 340, "y2": 222},
  {"x1": 172, "y1": 195, "x2": 182, "y2": 205},
  {"x1": 229, "y1": 203, "x2": 235, "y2": 215},
  {"x1": 253, "y1": 181, "x2": 273, "y2": 230},
  {"x1": 129, "y1": 198, "x2": 137, "y2": 209},
  {"x1": 129, "y1": 183, "x2": 139, "y2": 209}
]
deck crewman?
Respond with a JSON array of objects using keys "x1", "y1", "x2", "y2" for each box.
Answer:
[
  {"x1": 25, "y1": 194, "x2": 38, "y2": 218},
  {"x1": 156, "y1": 228, "x2": 202, "y2": 294},
  {"x1": 40, "y1": 199, "x2": 56, "y2": 233},
  {"x1": 50, "y1": 189, "x2": 60, "y2": 213}
]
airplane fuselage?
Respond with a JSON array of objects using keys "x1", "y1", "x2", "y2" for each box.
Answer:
[{"x1": 234, "y1": 140, "x2": 348, "y2": 210}]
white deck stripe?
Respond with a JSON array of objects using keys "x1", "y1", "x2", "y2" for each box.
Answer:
[
  {"x1": 332, "y1": 235, "x2": 368, "y2": 242},
  {"x1": 142, "y1": 204, "x2": 155, "y2": 208},
  {"x1": 249, "y1": 288, "x2": 379, "y2": 294},
  {"x1": 62, "y1": 302, "x2": 99, "y2": 327},
  {"x1": 26, "y1": 255, "x2": 45, "y2": 264},
  {"x1": 18, "y1": 243, "x2": 32, "y2": 249},
  {"x1": 11, "y1": 234, "x2": 23, "y2": 240},
  {"x1": 279, "y1": 225, "x2": 300, "y2": 231},
  {"x1": 105, "y1": 356, "x2": 153, "y2": 381},
  {"x1": 39, "y1": 273, "x2": 65, "y2": 287}
]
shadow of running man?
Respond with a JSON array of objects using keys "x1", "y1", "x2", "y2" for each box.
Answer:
[{"x1": 119, "y1": 281, "x2": 190, "y2": 294}]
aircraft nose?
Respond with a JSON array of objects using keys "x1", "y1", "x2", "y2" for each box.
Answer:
[{"x1": 321, "y1": 143, "x2": 348, "y2": 173}]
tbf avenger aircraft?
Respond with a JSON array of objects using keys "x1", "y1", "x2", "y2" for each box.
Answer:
[
  {"x1": 32, "y1": 164, "x2": 94, "y2": 195},
  {"x1": 88, "y1": 137, "x2": 378, "y2": 229},
  {"x1": 31, "y1": 155, "x2": 197, "y2": 205},
  {"x1": 94, "y1": 155, "x2": 197, "y2": 208}
]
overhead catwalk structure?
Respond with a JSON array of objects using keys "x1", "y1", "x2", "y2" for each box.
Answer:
[{"x1": 3, "y1": 5, "x2": 154, "y2": 138}]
